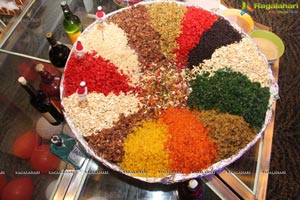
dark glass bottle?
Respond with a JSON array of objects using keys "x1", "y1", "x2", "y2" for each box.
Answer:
[
  {"x1": 177, "y1": 179, "x2": 203, "y2": 200},
  {"x1": 18, "y1": 76, "x2": 64, "y2": 126},
  {"x1": 46, "y1": 32, "x2": 70, "y2": 73},
  {"x1": 35, "y1": 63, "x2": 61, "y2": 100},
  {"x1": 61, "y1": 1, "x2": 83, "y2": 44}
]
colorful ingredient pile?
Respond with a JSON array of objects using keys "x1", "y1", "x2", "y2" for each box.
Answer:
[
  {"x1": 120, "y1": 120, "x2": 170, "y2": 177},
  {"x1": 196, "y1": 110, "x2": 257, "y2": 160},
  {"x1": 187, "y1": 69, "x2": 270, "y2": 130},
  {"x1": 187, "y1": 18, "x2": 243, "y2": 68},
  {"x1": 108, "y1": 5, "x2": 167, "y2": 67},
  {"x1": 63, "y1": 52, "x2": 133, "y2": 97},
  {"x1": 146, "y1": 2, "x2": 187, "y2": 60},
  {"x1": 174, "y1": 6, "x2": 218, "y2": 68},
  {"x1": 159, "y1": 108, "x2": 218, "y2": 174},
  {"x1": 62, "y1": 2, "x2": 272, "y2": 178}
]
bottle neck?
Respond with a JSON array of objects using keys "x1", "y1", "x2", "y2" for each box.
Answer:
[
  {"x1": 63, "y1": 10, "x2": 73, "y2": 20},
  {"x1": 187, "y1": 179, "x2": 199, "y2": 192},
  {"x1": 61, "y1": 1, "x2": 71, "y2": 13},
  {"x1": 36, "y1": 90, "x2": 49, "y2": 103},
  {"x1": 46, "y1": 33, "x2": 59, "y2": 47},
  {"x1": 40, "y1": 70, "x2": 53, "y2": 83},
  {"x1": 36, "y1": 63, "x2": 54, "y2": 83},
  {"x1": 187, "y1": 179, "x2": 203, "y2": 198},
  {"x1": 18, "y1": 77, "x2": 37, "y2": 97}
]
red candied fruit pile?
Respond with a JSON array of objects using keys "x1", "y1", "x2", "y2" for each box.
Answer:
[
  {"x1": 174, "y1": 7, "x2": 218, "y2": 68},
  {"x1": 63, "y1": 52, "x2": 133, "y2": 97}
]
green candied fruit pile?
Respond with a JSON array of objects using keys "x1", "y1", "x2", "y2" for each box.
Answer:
[{"x1": 187, "y1": 68, "x2": 270, "y2": 130}]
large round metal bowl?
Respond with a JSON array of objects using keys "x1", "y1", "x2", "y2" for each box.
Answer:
[{"x1": 61, "y1": 0, "x2": 278, "y2": 184}]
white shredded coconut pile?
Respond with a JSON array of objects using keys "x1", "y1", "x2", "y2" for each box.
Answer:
[
  {"x1": 81, "y1": 22, "x2": 141, "y2": 85},
  {"x1": 63, "y1": 92, "x2": 141, "y2": 137},
  {"x1": 191, "y1": 38, "x2": 270, "y2": 87}
]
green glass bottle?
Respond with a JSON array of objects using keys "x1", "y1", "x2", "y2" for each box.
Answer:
[{"x1": 60, "y1": 1, "x2": 83, "y2": 44}]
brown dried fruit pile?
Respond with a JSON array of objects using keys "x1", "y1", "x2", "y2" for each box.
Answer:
[
  {"x1": 196, "y1": 110, "x2": 257, "y2": 160},
  {"x1": 86, "y1": 110, "x2": 156, "y2": 162},
  {"x1": 108, "y1": 5, "x2": 168, "y2": 68}
]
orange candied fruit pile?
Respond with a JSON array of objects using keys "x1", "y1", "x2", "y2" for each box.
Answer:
[{"x1": 159, "y1": 107, "x2": 218, "y2": 174}]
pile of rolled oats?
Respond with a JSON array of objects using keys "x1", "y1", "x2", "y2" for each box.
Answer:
[
  {"x1": 191, "y1": 38, "x2": 270, "y2": 87},
  {"x1": 63, "y1": 92, "x2": 140, "y2": 137}
]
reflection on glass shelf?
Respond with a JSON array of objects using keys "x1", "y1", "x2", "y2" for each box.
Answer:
[
  {"x1": 226, "y1": 139, "x2": 261, "y2": 191},
  {"x1": 1, "y1": 0, "x2": 95, "y2": 59},
  {"x1": 73, "y1": 159, "x2": 222, "y2": 200},
  {"x1": 83, "y1": 0, "x2": 119, "y2": 17},
  {"x1": 0, "y1": 52, "x2": 66, "y2": 200}
]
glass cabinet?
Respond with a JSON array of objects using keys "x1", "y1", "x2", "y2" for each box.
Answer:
[{"x1": 0, "y1": 0, "x2": 278, "y2": 199}]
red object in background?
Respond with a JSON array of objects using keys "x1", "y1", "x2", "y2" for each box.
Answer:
[
  {"x1": 18, "y1": 61, "x2": 61, "y2": 82},
  {"x1": 30, "y1": 144, "x2": 61, "y2": 173},
  {"x1": 129, "y1": 0, "x2": 142, "y2": 5},
  {"x1": 42, "y1": 63, "x2": 62, "y2": 75},
  {"x1": 0, "y1": 174, "x2": 7, "y2": 197},
  {"x1": 32, "y1": 61, "x2": 62, "y2": 76},
  {"x1": 13, "y1": 131, "x2": 42, "y2": 159},
  {"x1": 18, "y1": 62, "x2": 38, "y2": 81},
  {"x1": 35, "y1": 63, "x2": 62, "y2": 101},
  {"x1": 1, "y1": 177, "x2": 34, "y2": 200}
]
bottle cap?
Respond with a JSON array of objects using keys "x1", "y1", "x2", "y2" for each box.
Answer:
[
  {"x1": 77, "y1": 81, "x2": 87, "y2": 95},
  {"x1": 35, "y1": 63, "x2": 45, "y2": 72},
  {"x1": 51, "y1": 135, "x2": 63, "y2": 146},
  {"x1": 61, "y1": 1, "x2": 67, "y2": 6},
  {"x1": 46, "y1": 32, "x2": 52, "y2": 39},
  {"x1": 46, "y1": 32, "x2": 58, "y2": 46},
  {"x1": 18, "y1": 76, "x2": 27, "y2": 85},
  {"x1": 188, "y1": 179, "x2": 198, "y2": 190}
]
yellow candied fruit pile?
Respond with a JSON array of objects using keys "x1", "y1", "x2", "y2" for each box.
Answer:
[{"x1": 120, "y1": 120, "x2": 171, "y2": 177}]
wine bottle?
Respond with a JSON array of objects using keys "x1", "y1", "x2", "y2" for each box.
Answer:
[
  {"x1": 35, "y1": 63, "x2": 61, "y2": 101},
  {"x1": 177, "y1": 179, "x2": 203, "y2": 200},
  {"x1": 18, "y1": 76, "x2": 64, "y2": 126},
  {"x1": 46, "y1": 32, "x2": 71, "y2": 73},
  {"x1": 61, "y1": 1, "x2": 83, "y2": 44}
]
